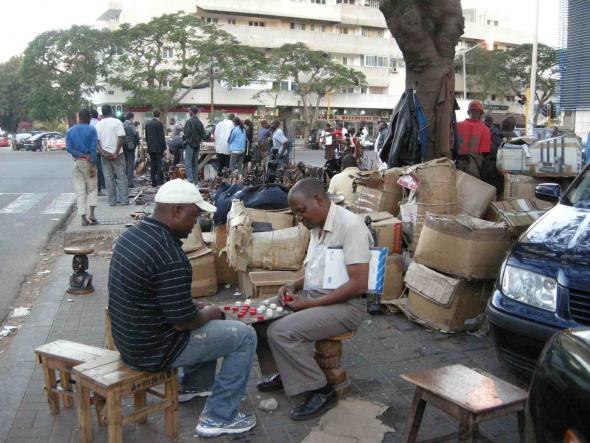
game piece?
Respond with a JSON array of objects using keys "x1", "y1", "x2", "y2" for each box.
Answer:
[
  {"x1": 270, "y1": 303, "x2": 277, "y2": 309},
  {"x1": 232, "y1": 306, "x2": 238, "y2": 312},
  {"x1": 257, "y1": 315, "x2": 265, "y2": 321},
  {"x1": 235, "y1": 301, "x2": 242, "y2": 307},
  {"x1": 284, "y1": 295, "x2": 293, "y2": 302},
  {"x1": 224, "y1": 305, "x2": 230, "y2": 311},
  {"x1": 276, "y1": 307, "x2": 284, "y2": 313}
]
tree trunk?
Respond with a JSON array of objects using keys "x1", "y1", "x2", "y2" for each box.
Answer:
[
  {"x1": 209, "y1": 68, "x2": 215, "y2": 116},
  {"x1": 380, "y1": 0, "x2": 464, "y2": 160}
]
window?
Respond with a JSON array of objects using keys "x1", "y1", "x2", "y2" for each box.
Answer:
[
  {"x1": 370, "y1": 87, "x2": 387, "y2": 95},
  {"x1": 361, "y1": 87, "x2": 367, "y2": 94},
  {"x1": 342, "y1": 57, "x2": 348, "y2": 65},
  {"x1": 339, "y1": 87, "x2": 354, "y2": 94},
  {"x1": 339, "y1": 27, "x2": 349, "y2": 35},
  {"x1": 491, "y1": 94, "x2": 496, "y2": 101},
  {"x1": 163, "y1": 48, "x2": 174, "y2": 59},
  {"x1": 361, "y1": 27, "x2": 384, "y2": 37},
  {"x1": 311, "y1": 0, "x2": 326, "y2": 3},
  {"x1": 494, "y1": 21, "x2": 499, "y2": 26},
  {"x1": 364, "y1": 0, "x2": 380, "y2": 6},
  {"x1": 203, "y1": 16, "x2": 218, "y2": 23},
  {"x1": 249, "y1": 21, "x2": 265, "y2": 27},
  {"x1": 505, "y1": 96, "x2": 515, "y2": 102},
  {"x1": 290, "y1": 22, "x2": 306, "y2": 30},
  {"x1": 227, "y1": 18, "x2": 236, "y2": 25},
  {"x1": 337, "y1": 0, "x2": 356, "y2": 3},
  {"x1": 363, "y1": 55, "x2": 389, "y2": 68}
]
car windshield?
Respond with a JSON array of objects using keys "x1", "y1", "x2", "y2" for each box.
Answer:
[{"x1": 563, "y1": 168, "x2": 590, "y2": 209}]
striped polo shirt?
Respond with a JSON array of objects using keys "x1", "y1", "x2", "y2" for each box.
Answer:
[{"x1": 108, "y1": 217, "x2": 197, "y2": 372}]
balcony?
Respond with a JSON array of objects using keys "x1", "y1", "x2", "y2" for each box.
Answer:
[{"x1": 223, "y1": 25, "x2": 400, "y2": 57}]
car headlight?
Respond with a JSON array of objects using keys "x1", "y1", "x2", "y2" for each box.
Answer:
[{"x1": 501, "y1": 265, "x2": 557, "y2": 312}]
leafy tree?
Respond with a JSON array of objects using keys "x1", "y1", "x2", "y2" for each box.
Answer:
[
  {"x1": 0, "y1": 57, "x2": 29, "y2": 133},
  {"x1": 21, "y1": 26, "x2": 110, "y2": 125},
  {"x1": 108, "y1": 13, "x2": 265, "y2": 118},
  {"x1": 468, "y1": 43, "x2": 559, "y2": 124},
  {"x1": 259, "y1": 43, "x2": 366, "y2": 148}
]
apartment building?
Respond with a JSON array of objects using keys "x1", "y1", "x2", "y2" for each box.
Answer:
[{"x1": 94, "y1": 0, "x2": 533, "y2": 132}]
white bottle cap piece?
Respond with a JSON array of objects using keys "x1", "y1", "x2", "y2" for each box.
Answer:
[
  {"x1": 276, "y1": 306, "x2": 284, "y2": 312},
  {"x1": 257, "y1": 307, "x2": 265, "y2": 313},
  {"x1": 235, "y1": 301, "x2": 242, "y2": 307},
  {"x1": 265, "y1": 309, "x2": 274, "y2": 317},
  {"x1": 270, "y1": 303, "x2": 277, "y2": 309},
  {"x1": 263, "y1": 299, "x2": 270, "y2": 305},
  {"x1": 245, "y1": 299, "x2": 252, "y2": 305}
]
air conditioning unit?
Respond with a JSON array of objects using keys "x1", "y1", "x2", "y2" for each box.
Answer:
[{"x1": 389, "y1": 67, "x2": 398, "y2": 74}]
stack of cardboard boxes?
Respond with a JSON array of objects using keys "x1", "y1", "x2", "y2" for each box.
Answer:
[{"x1": 182, "y1": 223, "x2": 218, "y2": 298}]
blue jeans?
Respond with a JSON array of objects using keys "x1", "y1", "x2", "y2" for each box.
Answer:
[
  {"x1": 184, "y1": 145, "x2": 200, "y2": 183},
  {"x1": 171, "y1": 320, "x2": 257, "y2": 422},
  {"x1": 102, "y1": 154, "x2": 128, "y2": 205}
]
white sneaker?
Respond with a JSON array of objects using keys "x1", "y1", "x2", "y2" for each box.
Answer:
[
  {"x1": 196, "y1": 411, "x2": 257, "y2": 437},
  {"x1": 178, "y1": 387, "x2": 213, "y2": 403}
]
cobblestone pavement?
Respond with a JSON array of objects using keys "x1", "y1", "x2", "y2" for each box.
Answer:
[{"x1": 2, "y1": 254, "x2": 526, "y2": 443}]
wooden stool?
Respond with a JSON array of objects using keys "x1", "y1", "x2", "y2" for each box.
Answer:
[
  {"x1": 315, "y1": 331, "x2": 355, "y2": 393},
  {"x1": 34, "y1": 340, "x2": 119, "y2": 415},
  {"x1": 64, "y1": 246, "x2": 94, "y2": 295},
  {"x1": 400, "y1": 364, "x2": 528, "y2": 443},
  {"x1": 73, "y1": 354, "x2": 179, "y2": 443}
]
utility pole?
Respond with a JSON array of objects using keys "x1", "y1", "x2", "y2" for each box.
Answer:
[{"x1": 527, "y1": 0, "x2": 541, "y2": 137}]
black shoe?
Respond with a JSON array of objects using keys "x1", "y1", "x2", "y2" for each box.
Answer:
[
  {"x1": 257, "y1": 373, "x2": 283, "y2": 392},
  {"x1": 289, "y1": 386, "x2": 337, "y2": 421}
]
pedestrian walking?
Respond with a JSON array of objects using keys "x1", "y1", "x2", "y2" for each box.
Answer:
[
  {"x1": 90, "y1": 109, "x2": 106, "y2": 195},
  {"x1": 145, "y1": 109, "x2": 167, "y2": 187},
  {"x1": 214, "y1": 113, "x2": 235, "y2": 174},
  {"x1": 228, "y1": 117, "x2": 247, "y2": 175},
  {"x1": 123, "y1": 112, "x2": 139, "y2": 188},
  {"x1": 183, "y1": 106, "x2": 206, "y2": 184},
  {"x1": 95, "y1": 105, "x2": 129, "y2": 206},
  {"x1": 66, "y1": 109, "x2": 99, "y2": 226}
]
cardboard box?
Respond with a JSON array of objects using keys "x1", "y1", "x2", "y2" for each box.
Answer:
[
  {"x1": 182, "y1": 223, "x2": 205, "y2": 253},
  {"x1": 357, "y1": 212, "x2": 403, "y2": 254},
  {"x1": 248, "y1": 224, "x2": 310, "y2": 270},
  {"x1": 503, "y1": 173, "x2": 543, "y2": 200},
  {"x1": 249, "y1": 270, "x2": 303, "y2": 299},
  {"x1": 187, "y1": 248, "x2": 217, "y2": 298},
  {"x1": 404, "y1": 263, "x2": 490, "y2": 332},
  {"x1": 456, "y1": 170, "x2": 497, "y2": 218},
  {"x1": 489, "y1": 199, "x2": 552, "y2": 237},
  {"x1": 245, "y1": 208, "x2": 294, "y2": 230},
  {"x1": 497, "y1": 145, "x2": 530, "y2": 173},
  {"x1": 214, "y1": 224, "x2": 228, "y2": 251},
  {"x1": 354, "y1": 186, "x2": 395, "y2": 214},
  {"x1": 414, "y1": 214, "x2": 511, "y2": 280},
  {"x1": 201, "y1": 232, "x2": 238, "y2": 285},
  {"x1": 382, "y1": 254, "x2": 404, "y2": 301}
]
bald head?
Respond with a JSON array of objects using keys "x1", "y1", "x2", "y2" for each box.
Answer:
[{"x1": 288, "y1": 178, "x2": 330, "y2": 230}]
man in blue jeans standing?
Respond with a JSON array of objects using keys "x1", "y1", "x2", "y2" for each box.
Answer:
[
  {"x1": 108, "y1": 179, "x2": 257, "y2": 437},
  {"x1": 183, "y1": 106, "x2": 205, "y2": 183}
]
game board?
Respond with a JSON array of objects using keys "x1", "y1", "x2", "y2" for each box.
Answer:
[{"x1": 221, "y1": 297, "x2": 293, "y2": 324}]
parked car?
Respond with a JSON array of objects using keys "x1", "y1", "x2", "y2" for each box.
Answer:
[
  {"x1": 47, "y1": 136, "x2": 66, "y2": 150},
  {"x1": 0, "y1": 135, "x2": 9, "y2": 147},
  {"x1": 525, "y1": 328, "x2": 590, "y2": 443},
  {"x1": 23, "y1": 132, "x2": 63, "y2": 151},
  {"x1": 487, "y1": 163, "x2": 590, "y2": 375},
  {"x1": 14, "y1": 132, "x2": 39, "y2": 150}
]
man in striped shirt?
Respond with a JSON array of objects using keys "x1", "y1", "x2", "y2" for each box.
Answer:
[{"x1": 108, "y1": 179, "x2": 257, "y2": 437}]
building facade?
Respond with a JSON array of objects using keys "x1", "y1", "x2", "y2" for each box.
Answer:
[{"x1": 94, "y1": 0, "x2": 533, "y2": 133}]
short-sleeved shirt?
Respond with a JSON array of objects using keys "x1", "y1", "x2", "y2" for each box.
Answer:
[
  {"x1": 303, "y1": 203, "x2": 373, "y2": 293},
  {"x1": 214, "y1": 119, "x2": 234, "y2": 155},
  {"x1": 108, "y1": 217, "x2": 197, "y2": 372},
  {"x1": 327, "y1": 166, "x2": 361, "y2": 207},
  {"x1": 457, "y1": 118, "x2": 492, "y2": 155},
  {"x1": 66, "y1": 124, "x2": 98, "y2": 165},
  {"x1": 272, "y1": 128, "x2": 288, "y2": 150},
  {"x1": 96, "y1": 117, "x2": 125, "y2": 155}
]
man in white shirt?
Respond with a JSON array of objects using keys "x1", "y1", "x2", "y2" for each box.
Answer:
[
  {"x1": 214, "y1": 113, "x2": 235, "y2": 174},
  {"x1": 95, "y1": 105, "x2": 128, "y2": 206},
  {"x1": 271, "y1": 119, "x2": 290, "y2": 167},
  {"x1": 327, "y1": 155, "x2": 360, "y2": 208}
]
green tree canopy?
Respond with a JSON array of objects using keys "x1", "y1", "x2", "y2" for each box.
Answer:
[
  {"x1": 260, "y1": 43, "x2": 366, "y2": 147},
  {"x1": 466, "y1": 43, "x2": 559, "y2": 124},
  {"x1": 108, "y1": 13, "x2": 265, "y2": 115},
  {"x1": 0, "y1": 57, "x2": 29, "y2": 132},
  {"x1": 21, "y1": 25, "x2": 110, "y2": 125}
]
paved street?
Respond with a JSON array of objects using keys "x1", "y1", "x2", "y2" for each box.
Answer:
[{"x1": 0, "y1": 149, "x2": 74, "y2": 322}]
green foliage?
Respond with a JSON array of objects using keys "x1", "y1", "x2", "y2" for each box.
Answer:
[
  {"x1": 260, "y1": 43, "x2": 366, "y2": 133},
  {"x1": 0, "y1": 57, "x2": 29, "y2": 132},
  {"x1": 21, "y1": 25, "x2": 110, "y2": 124},
  {"x1": 108, "y1": 13, "x2": 265, "y2": 113},
  {"x1": 466, "y1": 43, "x2": 559, "y2": 123}
]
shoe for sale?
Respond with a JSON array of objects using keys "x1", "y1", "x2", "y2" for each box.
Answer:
[
  {"x1": 195, "y1": 411, "x2": 256, "y2": 437},
  {"x1": 178, "y1": 387, "x2": 213, "y2": 403}
]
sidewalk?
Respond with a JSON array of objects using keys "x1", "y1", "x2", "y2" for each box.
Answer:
[{"x1": 0, "y1": 200, "x2": 526, "y2": 442}]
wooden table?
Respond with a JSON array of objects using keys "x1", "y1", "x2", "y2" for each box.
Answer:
[{"x1": 400, "y1": 364, "x2": 528, "y2": 443}]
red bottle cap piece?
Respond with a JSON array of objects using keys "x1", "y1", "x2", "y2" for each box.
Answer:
[
  {"x1": 238, "y1": 314, "x2": 245, "y2": 319},
  {"x1": 243, "y1": 304, "x2": 250, "y2": 309},
  {"x1": 284, "y1": 295, "x2": 293, "y2": 302},
  {"x1": 224, "y1": 305, "x2": 231, "y2": 311},
  {"x1": 250, "y1": 308, "x2": 256, "y2": 314},
  {"x1": 232, "y1": 306, "x2": 239, "y2": 311},
  {"x1": 257, "y1": 315, "x2": 265, "y2": 321}
]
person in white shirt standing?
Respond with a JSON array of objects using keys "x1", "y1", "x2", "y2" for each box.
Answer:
[
  {"x1": 95, "y1": 105, "x2": 129, "y2": 206},
  {"x1": 214, "y1": 113, "x2": 235, "y2": 174}
]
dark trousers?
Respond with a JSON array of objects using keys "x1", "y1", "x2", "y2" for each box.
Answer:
[
  {"x1": 149, "y1": 152, "x2": 164, "y2": 187},
  {"x1": 124, "y1": 149, "x2": 135, "y2": 187},
  {"x1": 217, "y1": 153, "x2": 230, "y2": 174},
  {"x1": 96, "y1": 157, "x2": 105, "y2": 190}
]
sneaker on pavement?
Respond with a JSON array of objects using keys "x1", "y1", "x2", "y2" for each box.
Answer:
[
  {"x1": 178, "y1": 387, "x2": 213, "y2": 403},
  {"x1": 196, "y1": 411, "x2": 257, "y2": 437}
]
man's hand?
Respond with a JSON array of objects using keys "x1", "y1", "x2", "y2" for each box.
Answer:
[
  {"x1": 283, "y1": 293, "x2": 311, "y2": 312},
  {"x1": 202, "y1": 305, "x2": 225, "y2": 321},
  {"x1": 89, "y1": 165, "x2": 96, "y2": 178},
  {"x1": 278, "y1": 284, "x2": 296, "y2": 305}
]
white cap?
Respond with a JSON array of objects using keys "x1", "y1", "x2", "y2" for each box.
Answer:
[{"x1": 154, "y1": 179, "x2": 217, "y2": 213}]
